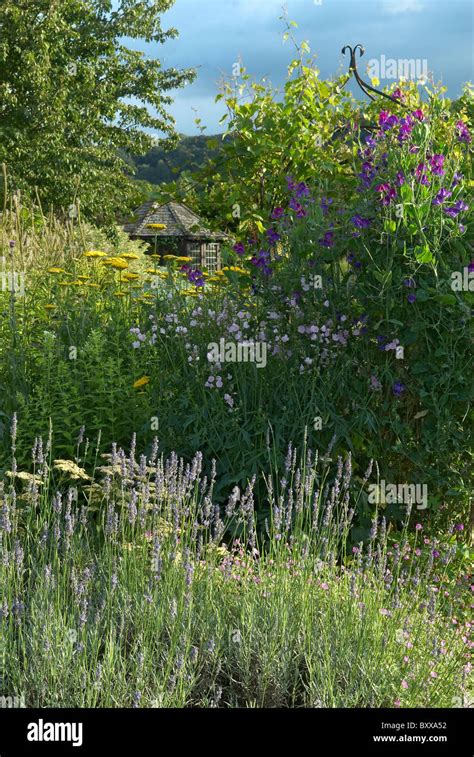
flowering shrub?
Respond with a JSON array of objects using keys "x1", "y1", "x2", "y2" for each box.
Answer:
[{"x1": 0, "y1": 75, "x2": 472, "y2": 537}]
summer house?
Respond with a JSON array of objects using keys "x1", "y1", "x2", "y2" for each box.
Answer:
[{"x1": 124, "y1": 200, "x2": 229, "y2": 272}]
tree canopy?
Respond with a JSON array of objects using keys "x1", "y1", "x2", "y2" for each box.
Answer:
[{"x1": 0, "y1": 0, "x2": 195, "y2": 222}]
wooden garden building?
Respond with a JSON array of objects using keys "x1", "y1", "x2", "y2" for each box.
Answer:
[{"x1": 124, "y1": 201, "x2": 230, "y2": 272}]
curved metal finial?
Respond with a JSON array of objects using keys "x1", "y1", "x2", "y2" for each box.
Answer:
[{"x1": 342, "y1": 44, "x2": 408, "y2": 107}]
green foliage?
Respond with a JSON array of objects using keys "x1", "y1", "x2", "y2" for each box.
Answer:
[{"x1": 0, "y1": 0, "x2": 196, "y2": 221}]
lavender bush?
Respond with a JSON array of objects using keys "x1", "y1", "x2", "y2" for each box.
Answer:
[{"x1": 1, "y1": 422, "x2": 471, "y2": 708}]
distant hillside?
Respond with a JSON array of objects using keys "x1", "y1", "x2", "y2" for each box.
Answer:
[{"x1": 129, "y1": 134, "x2": 223, "y2": 186}]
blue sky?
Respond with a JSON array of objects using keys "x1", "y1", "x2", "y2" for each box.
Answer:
[{"x1": 126, "y1": 0, "x2": 473, "y2": 135}]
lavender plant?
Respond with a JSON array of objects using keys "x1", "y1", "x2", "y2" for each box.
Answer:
[{"x1": 0, "y1": 422, "x2": 471, "y2": 708}]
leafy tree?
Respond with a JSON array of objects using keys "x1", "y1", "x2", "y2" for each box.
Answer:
[{"x1": 0, "y1": 0, "x2": 195, "y2": 222}]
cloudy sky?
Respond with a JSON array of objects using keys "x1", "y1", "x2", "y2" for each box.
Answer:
[{"x1": 126, "y1": 0, "x2": 473, "y2": 135}]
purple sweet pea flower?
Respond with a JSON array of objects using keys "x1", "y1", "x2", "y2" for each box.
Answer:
[
  {"x1": 365, "y1": 135, "x2": 377, "y2": 150},
  {"x1": 412, "y1": 109, "x2": 425, "y2": 121},
  {"x1": 289, "y1": 197, "x2": 307, "y2": 217},
  {"x1": 429, "y1": 154, "x2": 445, "y2": 177},
  {"x1": 286, "y1": 175, "x2": 297, "y2": 192},
  {"x1": 320, "y1": 196, "x2": 333, "y2": 216},
  {"x1": 379, "y1": 111, "x2": 399, "y2": 131},
  {"x1": 432, "y1": 188, "x2": 452, "y2": 206},
  {"x1": 188, "y1": 268, "x2": 205, "y2": 288},
  {"x1": 396, "y1": 170, "x2": 405, "y2": 186},
  {"x1": 455, "y1": 120, "x2": 472, "y2": 144},
  {"x1": 295, "y1": 182, "x2": 311, "y2": 198},
  {"x1": 393, "y1": 381, "x2": 406, "y2": 397},
  {"x1": 398, "y1": 117, "x2": 413, "y2": 143},
  {"x1": 392, "y1": 88, "x2": 405, "y2": 102},
  {"x1": 403, "y1": 278, "x2": 416, "y2": 288},
  {"x1": 407, "y1": 293, "x2": 417, "y2": 304},
  {"x1": 319, "y1": 231, "x2": 334, "y2": 248},
  {"x1": 233, "y1": 242, "x2": 245, "y2": 256},
  {"x1": 358, "y1": 162, "x2": 376, "y2": 190},
  {"x1": 271, "y1": 207, "x2": 285, "y2": 220},
  {"x1": 451, "y1": 172, "x2": 463, "y2": 189},
  {"x1": 415, "y1": 163, "x2": 430, "y2": 186},
  {"x1": 351, "y1": 214, "x2": 372, "y2": 229},
  {"x1": 443, "y1": 200, "x2": 469, "y2": 218},
  {"x1": 250, "y1": 249, "x2": 272, "y2": 276},
  {"x1": 375, "y1": 183, "x2": 397, "y2": 205},
  {"x1": 266, "y1": 228, "x2": 281, "y2": 245}
]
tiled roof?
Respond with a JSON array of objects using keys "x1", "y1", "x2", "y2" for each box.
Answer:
[{"x1": 124, "y1": 201, "x2": 229, "y2": 240}]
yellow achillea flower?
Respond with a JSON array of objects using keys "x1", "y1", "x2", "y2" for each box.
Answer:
[
  {"x1": 85, "y1": 282, "x2": 100, "y2": 288},
  {"x1": 84, "y1": 250, "x2": 107, "y2": 258},
  {"x1": 122, "y1": 272, "x2": 140, "y2": 281},
  {"x1": 48, "y1": 267, "x2": 66, "y2": 274},
  {"x1": 102, "y1": 257, "x2": 129, "y2": 270},
  {"x1": 222, "y1": 266, "x2": 248, "y2": 274},
  {"x1": 163, "y1": 254, "x2": 178, "y2": 260},
  {"x1": 119, "y1": 253, "x2": 140, "y2": 260},
  {"x1": 77, "y1": 275, "x2": 90, "y2": 281},
  {"x1": 114, "y1": 292, "x2": 127, "y2": 297},
  {"x1": 147, "y1": 224, "x2": 167, "y2": 230},
  {"x1": 133, "y1": 376, "x2": 150, "y2": 389},
  {"x1": 176, "y1": 256, "x2": 192, "y2": 262}
]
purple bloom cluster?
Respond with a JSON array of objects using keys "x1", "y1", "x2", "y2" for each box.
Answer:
[
  {"x1": 455, "y1": 120, "x2": 471, "y2": 144},
  {"x1": 375, "y1": 183, "x2": 397, "y2": 206}
]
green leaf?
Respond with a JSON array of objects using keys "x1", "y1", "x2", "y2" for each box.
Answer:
[
  {"x1": 414, "y1": 244, "x2": 434, "y2": 264},
  {"x1": 435, "y1": 294, "x2": 457, "y2": 306}
]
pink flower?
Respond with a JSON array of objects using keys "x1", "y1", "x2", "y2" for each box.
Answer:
[
  {"x1": 403, "y1": 656, "x2": 410, "y2": 663},
  {"x1": 394, "y1": 699, "x2": 401, "y2": 707},
  {"x1": 401, "y1": 680, "x2": 409, "y2": 689},
  {"x1": 430, "y1": 671, "x2": 438, "y2": 678},
  {"x1": 415, "y1": 523, "x2": 423, "y2": 531},
  {"x1": 321, "y1": 582, "x2": 329, "y2": 591}
]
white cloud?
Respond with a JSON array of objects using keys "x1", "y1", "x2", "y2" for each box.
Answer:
[{"x1": 381, "y1": 0, "x2": 424, "y2": 14}]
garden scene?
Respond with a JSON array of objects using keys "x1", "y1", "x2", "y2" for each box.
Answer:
[{"x1": 0, "y1": 0, "x2": 472, "y2": 716}]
